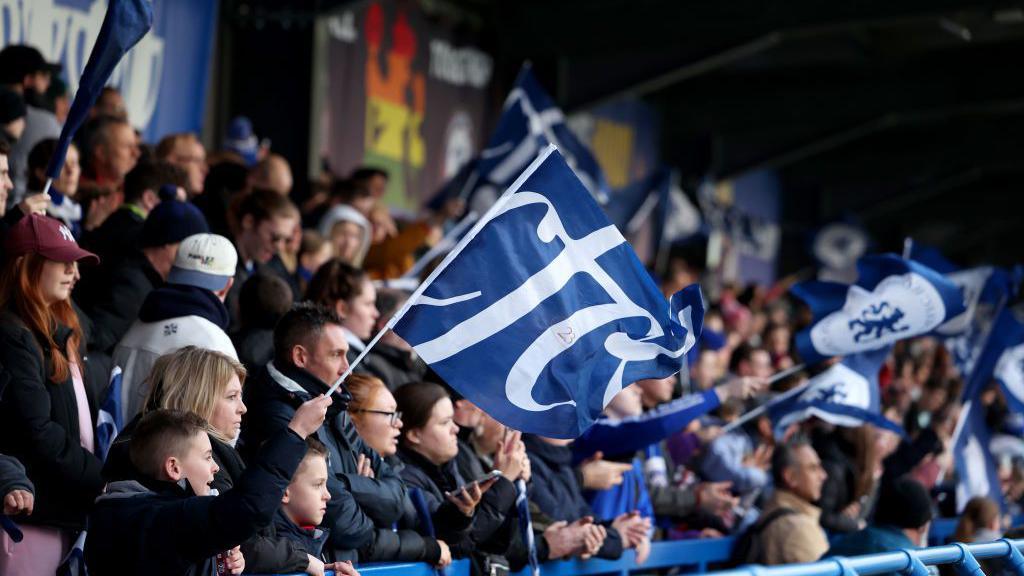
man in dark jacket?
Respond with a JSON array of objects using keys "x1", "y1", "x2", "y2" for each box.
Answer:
[
  {"x1": 78, "y1": 185, "x2": 209, "y2": 353},
  {"x1": 81, "y1": 160, "x2": 183, "y2": 267},
  {"x1": 232, "y1": 272, "x2": 292, "y2": 373},
  {"x1": 823, "y1": 476, "x2": 933, "y2": 567},
  {"x1": 241, "y1": 302, "x2": 405, "y2": 559},
  {"x1": 226, "y1": 188, "x2": 300, "y2": 333},
  {"x1": 524, "y1": 435, "x2": 624, "y2": 559},
  {"x1": 85, "y1": 397, "x2": 334, "y2": 576}
]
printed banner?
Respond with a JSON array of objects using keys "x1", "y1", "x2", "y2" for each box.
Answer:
[
  {"x1": 1, "y1": 0, "x2": 218, "y2": 141},
  {"x1": 319, "y1": 0, "x2": 494, "y2": 210}
]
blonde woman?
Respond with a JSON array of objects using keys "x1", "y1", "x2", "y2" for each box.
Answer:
[
  {"x1": 103, "y1": 346, "x2": 247, "y2": 492},
  {"x1": 103, "y1": 346, "x2": 322, "y2": 573}
]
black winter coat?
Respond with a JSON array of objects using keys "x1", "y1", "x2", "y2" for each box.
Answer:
[
  {"x1": 523, "y1": 435, "x2": 624, "y2": 560},
  {"x1": 78, "y1": 250, "x2": 163, "y2": 353},
  {"x1": 395, "y1": 446, "x2": 474, "y2": 554},
  {"x1": 103, "y1": 413, "x2": 315, "y2": 574},
  {"x1": 0, "y1": 313, "x2": 104, "y2": 530},
  {"x1": 359, "y1": 456, "x2": 444, "y2": 564},
  {"x1": 241, "y1": 362, "x2": 403, "y2": 555},
  {"x1": 84, "y1": 428, "x2": 307, "y2": 576}
]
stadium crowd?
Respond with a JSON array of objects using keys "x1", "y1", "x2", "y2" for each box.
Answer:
[{"x1": 1, "y1": 43, "x2": 1022, "y2": 576}]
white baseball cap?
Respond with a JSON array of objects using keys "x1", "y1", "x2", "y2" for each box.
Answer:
[{"x1": 167, "y1": 234, "x2": 238, "y2": 291}]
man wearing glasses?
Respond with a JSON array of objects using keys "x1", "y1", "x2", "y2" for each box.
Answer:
[
  {"x1": 241, "y1": 302, "x2": 407, "y2": 561},
  {"x1": 227, "y1": 188, "x2": 301, "y2": 331}
]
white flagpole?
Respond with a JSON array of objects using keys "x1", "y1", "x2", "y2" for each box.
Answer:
[
  {"x1": 720, "y1": 363, "x2": 808, "y2": 433},
  {"x1": 326, "y1": 144, "x2": 560, "y2": 397}
]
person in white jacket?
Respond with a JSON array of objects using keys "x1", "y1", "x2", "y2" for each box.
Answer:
[{"x1": 113, "y1": 233, "x2": 238, "y2": 421}]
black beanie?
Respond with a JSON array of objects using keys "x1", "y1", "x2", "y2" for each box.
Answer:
[
  {"x1": 0, "y1": 89, "x2": 26, "y2": 125},
  {"x1": 874, "y1": 476, "x2": 934, "y2": 529}
]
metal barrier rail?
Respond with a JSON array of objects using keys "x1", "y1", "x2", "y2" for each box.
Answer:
[
  {"x1": 710, "y1": 539, "x2": 1024, "y2": 576},
  {"x1": 256, "y1": 519, "x2": 1022, "y2": 576}
]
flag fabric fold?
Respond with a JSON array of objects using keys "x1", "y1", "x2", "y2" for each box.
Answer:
[
  {"x1": 768, "y1": 347, "x2": 904, "y2": 438},
  {"x1": 95, "y1": 366, "x2": 124, "y2": 463},
  {"x1": 45, "y1": 0, "x2": 153, "y2": 182},
  {"x1": 436, "y1": 64, "x2": 610, "y2": 214},
  {"x1": 391, "y1": 145, "x2": 703, "y2": 438}
]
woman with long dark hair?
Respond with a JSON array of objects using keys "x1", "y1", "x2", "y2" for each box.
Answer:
[{"x1": 0, "y1": 214, "x2": 104, "y2": 575}]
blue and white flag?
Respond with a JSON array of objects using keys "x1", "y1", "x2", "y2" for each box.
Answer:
[
  {"x1": 391, "y1": 145, "x2": 704, "y2": 438},
  {"x1": 465, "y1": 64, "x2": 610, "y2": 212},
  {"x1": 95, "y1": 367, "x2": 124, "y2": 463},
  {"x1": 962, "y1": 307, "x2": 1024, "y2": 406},
  {"x1": 768, "y1": 348, "x2": 904, "y2": 437},
  {"x1": 603, "y1": 168, "x2": 702, "y2": 266},
  {"x1": 790, "y1": 254, "x2": 966, "y2": 365},
  {"x1": 46, "y1": 0, "x2": 153, "y2": 184},
  {"x1": 56, "y1": 530, "x2": 87, "y2": 576},
  {"x1": 953, "y1": 399, "x2": 1004, "y2": 512}
]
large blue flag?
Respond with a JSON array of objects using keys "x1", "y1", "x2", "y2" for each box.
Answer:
[
  {"x1": 45, "y1": 0, "x2": 153, "y2": 182},
  {"x1": 790, "y1": 254, "x2": 966, "y2": 365},
  {"x1": 458, "y1": 64, "x2": 610, "y2": 213},
  {"x1": 391, "y1": 145, "x2": 704, "y2": 438},
  {"x1": 768, "y1": 348, "x2": 904, "y2": 437}
]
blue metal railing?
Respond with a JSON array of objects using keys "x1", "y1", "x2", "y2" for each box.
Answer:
[
  {"x1": 709, "y1": 539, "x2": 1024, "y2": 576},
  {"x1": 256, "y1": 519, "x2": 1023, "y2": 576}
]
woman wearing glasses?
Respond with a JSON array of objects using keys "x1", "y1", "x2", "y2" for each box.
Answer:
[{"x1": 346, "y1": 374, "x2": 453, "y2": 567}]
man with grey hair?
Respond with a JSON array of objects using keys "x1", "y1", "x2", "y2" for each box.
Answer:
[{"x1": 748, "y1": 436, "x2": 829, "y2": 565}]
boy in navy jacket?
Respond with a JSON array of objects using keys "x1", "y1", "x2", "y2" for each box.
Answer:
[{"x1": 85, "y1": 395, "x2": 334, "y2": 576}]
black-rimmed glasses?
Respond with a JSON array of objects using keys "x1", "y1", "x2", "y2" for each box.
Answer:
[{"x1": 350, "y1": 409, "x2": 402, "y2": 426}]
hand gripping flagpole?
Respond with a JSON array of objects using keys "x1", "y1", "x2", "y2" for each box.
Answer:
[
  {"x1": 720, "y1": 363, "x2": 808, "y2": 433},
  {"x1": 326, "y1": 144, "x2": 561, "y2": 397}
]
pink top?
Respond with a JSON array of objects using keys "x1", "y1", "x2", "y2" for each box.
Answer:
[{"x1": 70, "y1": 361, "x2": 95, "y2": 453}]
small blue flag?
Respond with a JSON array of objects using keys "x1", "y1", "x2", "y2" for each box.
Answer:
[
  {"x1": 768, "y1": 347, "x2": 904, "y2": 438},
  {"x1": 515, "y1": 479, "x2": 540, "y2": 576},
  {"x1": 604, "y1": 168, "x2": 702, "y2": 266},
  {"x1": 791, "y1": 254, "x2": 966, "y2": 365},
  {"x1": 45, "y1": 0, "x2": 153, "y2": 181},
  {"x1": 953, "y1": 399, "x2": 1004, "y2": 512},
  {"x1": 95, "y1": 366, "x2": 124, "y2": 463},
  {"x1": 994, "y1": 313, "x2": 1024, "y2": 414},
  {"x1": 391, "y1": 145, "x2": 703, "y2": 438},
  {"x1": 961, "y1": 307, "x2": 1024, "y2": 404}
]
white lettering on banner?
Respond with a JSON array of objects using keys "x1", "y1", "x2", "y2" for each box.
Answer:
[
  {"x1": 412, "y1": 191, "x2": 697, "y2": 412},
  {"x1": 428, "y1": 39, "x2": 493, "y2": 89},
  {"x1": 0, "y1": 0, "x2": 165, "y2": 131}
]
